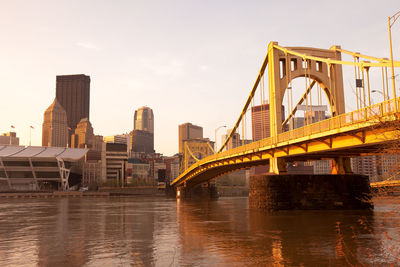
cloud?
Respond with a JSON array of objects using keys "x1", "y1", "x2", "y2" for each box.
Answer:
[{"x1": 76, "y1": 41, "x2": 99, "y2": 50}]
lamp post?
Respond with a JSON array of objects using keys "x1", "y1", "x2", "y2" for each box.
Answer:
[
  {"x1": 9, "y1": 125, "x2": 15, "y2": 145},
  {"x1": 388, "y1": 11, "x2": 400, "y2": 111},
  {"x1": 29, "y1": 126, "x2": 34, "y2": 146},
  {"x1": 214, "y1": 125, "x2": 227, "y2": 152}
]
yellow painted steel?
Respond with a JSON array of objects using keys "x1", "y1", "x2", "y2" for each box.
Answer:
[
  {"x1": 218, "y1": 53, "x2": 269, "y2": 153},
  {"x1": 370, "y1": 180, "x2": 400, "y2": 188},
  {"x1": 173, "y1": 43, "x2": 400, "y2": 187},
  {"x1": 333, "y1": 48, "x2": 392, "y2": 63},
  {"x1": 171, "y1": 98, "x2": 400, "y2": 187},
  {"x1": 181, "y1": 140, "x2": 215, "y2": 173},
  {"x1": 274, "y1": 45, "x2": 400, "y2": 68},
  {"x1": 219, "y1": 44, "x2": 400, "y2": 154}
]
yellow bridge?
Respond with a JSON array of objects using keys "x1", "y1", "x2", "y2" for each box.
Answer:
[{"x1": 172, "y1": 42, "x2": 400, "y2": 188}]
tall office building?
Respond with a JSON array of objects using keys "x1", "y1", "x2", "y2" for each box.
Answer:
[
  {"x1": 130, "y1": 130, "x2": 154, "y2": 154},
  {"x1": 70, "y1": 118, "x2": 94, "y2": 148},
  {"x1": 42, "y1": 98, "x2": 69, "y2": 147},
  {"x1": 133, "y1": 106, "x2": 154, "y2": 153},
  {"x1": 251, "y1": 104, "x2": 286, "y2": 140},
  {"x1": 134, "y1": 106, "x2": 154, "y2": 133},
  {"x1": 56, "y1": 74, "x2": 90, "y2": 133},
  {"x1": 178, "y1": 123, "x2": 203, "y2": 153}
]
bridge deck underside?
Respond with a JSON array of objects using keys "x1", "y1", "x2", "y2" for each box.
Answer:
[{"x1": 183, "y1": 160, "x2": 267, "y2": 188}]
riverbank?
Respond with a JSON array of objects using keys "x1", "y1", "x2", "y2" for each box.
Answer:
[
  {"x1": 1, "y1": 183, "x2": 396, "y2": 199},
  {"x1": 0, "y1": 191, "x2": 110, "y2": 198},
  {"x1": 98, "y1": 186, "x2": 167, "y2": 196}
]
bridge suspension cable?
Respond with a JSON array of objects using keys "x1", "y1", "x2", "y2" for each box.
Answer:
[
  {"x1": 334, "y1": 48, "x2": 392, "y2": 63},
  {"x1": 219, "y1": 44, "x2": 400, "y2": 153},
  {"x1": 173, "y1": 42, "x2": 400, "y2": 187},
  {"x1": 218, "y1": 52, "x2": 270, "y2": 152}
]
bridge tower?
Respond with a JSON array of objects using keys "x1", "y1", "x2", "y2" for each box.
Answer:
[{"x1": 267, "y1": 41, "x2": 350, "y2": 174}]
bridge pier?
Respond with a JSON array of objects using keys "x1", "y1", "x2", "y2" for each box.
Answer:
[
  {"x1": 176, "y1": 183, "x2": 219, "y2": 200},
  {"x1": 249, "y1": 174, "x2": 373, "y2": 211}
]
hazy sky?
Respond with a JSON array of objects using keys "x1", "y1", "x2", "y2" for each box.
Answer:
[{"x1": 0, "y1": 0, "x2": 399, "y2": 156}]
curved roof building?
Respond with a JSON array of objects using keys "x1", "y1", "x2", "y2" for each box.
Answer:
[{"x1": 0, "y1": 145, "x2": 88, "y2": 191}]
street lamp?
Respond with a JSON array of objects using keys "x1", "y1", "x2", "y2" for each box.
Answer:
[
  {"x1": 371, "y1": 90, "x2": 384, "y2": 104},
  {"x1": 214, "y1": 125, "x2": 227, "y2": 152},
  {"x1": 388, "y1": 10, "x2": 400, "y2": 111}
]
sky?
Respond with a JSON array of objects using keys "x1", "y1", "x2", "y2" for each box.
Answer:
[{"x1": 0, "y1": 0, "x2": 399, "y2": 156}]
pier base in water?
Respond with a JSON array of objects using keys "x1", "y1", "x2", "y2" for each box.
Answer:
[
  {"x1": 249, "y1": 174, "x2": 373, "y2": 211},
  {"x1": 176, "y1": 184, "x2": 219, "y2": 200}
]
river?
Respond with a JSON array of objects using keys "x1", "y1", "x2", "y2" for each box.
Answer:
[{"x1": 0, "y1": 196, "x2": 399, "y2": 266}]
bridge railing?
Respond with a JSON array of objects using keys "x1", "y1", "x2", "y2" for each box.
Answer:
[{"x1": 213, "y1": 98, "x2": 397, "y2": 161}]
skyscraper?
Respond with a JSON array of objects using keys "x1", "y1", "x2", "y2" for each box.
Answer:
[
  {"x1": 56, "y1": 74, "x2": 90, "y2": 133},
  {"x1": 130, "y1": 130, "x2": 154, "y2": 153},
  {"x1": 134, "y1": 106, "x2": 154, "y2": 133},
  {"x1": 133, "y1": 106, "x2": 154, "y2": 153},
  {"x1": 251, "y1": 103, "x2": 285, "y2": 141},
  {"x1": 70, "y1": 118, "x2": 94, "y2": 148},
  {"x1": 251, "y1": 104, "x2": 271, "y2": 141},
  {"x1": 178, "y1": 122, "x2": 203, "y2": 153},
  {"x1": 42, "y1": 98, "x2": 68, "y2": 147}
]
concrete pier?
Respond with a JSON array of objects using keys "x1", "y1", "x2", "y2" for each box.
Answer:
[
  {"x1": 177, "y1": 184, "x2": 219, "y2": 200},
  {"x1": 249, "y1": 174, "x2": 373, "y2": 211}
]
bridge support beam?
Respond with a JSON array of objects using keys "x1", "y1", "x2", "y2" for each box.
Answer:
[
  {"x1": 249, "y1": 174, "x2": 373, "y2": 211},
  {"x1": 268, "y1": 157, "x2": 287, "y2": 174},
  {"x1": 176, "y1": 183, "x2": 219, "y2": 200},
  {"x1": 331, "y1": 157, "x2": 353, "y2": 174}
]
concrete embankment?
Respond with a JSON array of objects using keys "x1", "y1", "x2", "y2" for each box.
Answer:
[
  {"x1": 98, "y1": 187, "x2": 167, "y2": 196},
  {"x1": 0, "y1": 187, "x2": 171, "y2": 198},
  {"x1": 0, "y1": 191, "x2": 109, "y2": 198}
]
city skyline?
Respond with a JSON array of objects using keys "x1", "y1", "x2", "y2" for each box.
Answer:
[{"x1": 0, "y1": 1, "x2": 399, "y2": 156}]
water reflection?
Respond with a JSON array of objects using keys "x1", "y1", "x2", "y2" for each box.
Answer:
[
  {"x1": 0, "y1": 197, "x2": 399, "y2": 266},
  {"x1": 175, "y1": 198, "x2": 397, "y2": 266}
]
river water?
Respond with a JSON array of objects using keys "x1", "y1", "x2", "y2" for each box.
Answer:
[{"x1": 0, "y1": 196, "x2": 399, "y2": 266}]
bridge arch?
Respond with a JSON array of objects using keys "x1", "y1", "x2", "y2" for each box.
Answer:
[
  {"x1": 268, "y1": 42, "x2": 345, "y2": 137},
  {"x1": 267, "y1": 42, "x2": 345, "y2": 173}
]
